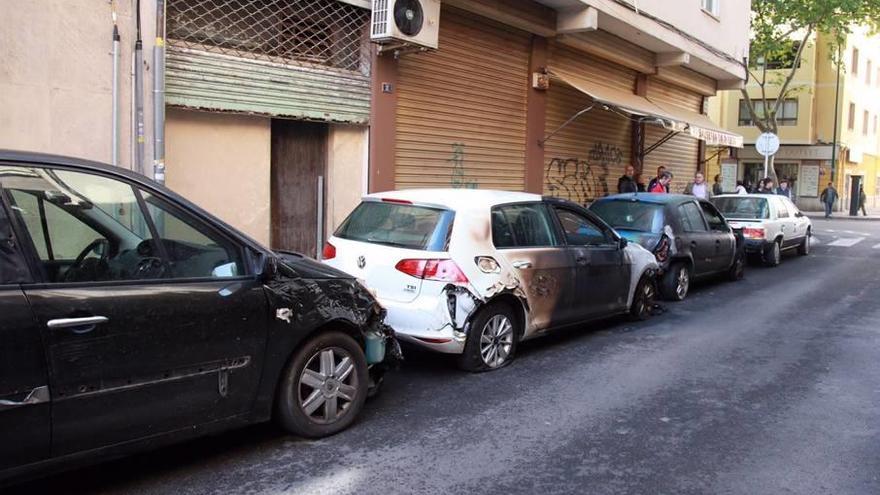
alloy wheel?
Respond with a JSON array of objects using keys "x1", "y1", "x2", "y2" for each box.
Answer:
[
  {"x1": 636, "y1": 280, "x2": 655, "y2": 316},
  {"x1": 676, "y1": 266, "x2": 690, "y2": 299},
  {"x1": 298, "y1": 347, "x2": 359, "y2": 425},
  {"x1": 479, "y1": 314, "x2": 514, "y2": 368}
]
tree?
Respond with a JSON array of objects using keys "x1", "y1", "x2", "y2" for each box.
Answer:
[{"x1": 743, "y1": 0, "x2": 880, "y2": 182}]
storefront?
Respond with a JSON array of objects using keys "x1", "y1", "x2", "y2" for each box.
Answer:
[{"x1": 734, "y1": 145, "x2": 835, "y2": 210}]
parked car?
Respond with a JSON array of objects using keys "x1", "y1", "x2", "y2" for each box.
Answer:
[
  {"x1": 590, "y1": 193, "x2": 745, "y2": 301},
  {"x1": 322, "y1": 189, "x2": 659, "y2": 372},
  {"x1": 711, "y1": 194, "x2": 812, "y2": 266},
  {"x1": 0, "y1": 151, "x2": 400, "y2": 485}
]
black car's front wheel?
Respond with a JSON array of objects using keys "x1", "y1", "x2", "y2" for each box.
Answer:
[
  {"x1": 629, "y1": 275, "x2": 657, "y2": 321},
  {"x1": 276, "y1": 331, "x2": 369, "y2": 438},
  {"x1": 728, "y1": 251, "x2": 745, "y2": 281},
  {"x1": 660, "y1": 262, "x2": 690, "y2": 301}
]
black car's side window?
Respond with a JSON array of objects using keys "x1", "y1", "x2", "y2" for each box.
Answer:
[
  {"x1": 698, "y1": 202, "x2": 728, "y2": 232},
  {"x1": 140, "y1": 191, "x2": 244, "y2": 279},
  {"x1": 492, "y1": 203, "x2": 560, "y2": 248},
  {"x1": 1, "y1": 166, "x2": 163, "y2": 283},
  {"x1": 678, "y1": 202, "x2": 708, "y2": 233},
  {"x1": 553, "y1": 208, "x2": 611, "y2": 246}
]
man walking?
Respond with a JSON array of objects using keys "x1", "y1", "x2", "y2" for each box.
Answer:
[
  {"x1": 820, "y1": 182, "x2": 838, "y2": 218},
  {"x1": 859, "y1": 184, "x2": 868, "y2": 216},
  {"x1": 684, "y1": 172, "x2": 712, "y2": 199},
  {"x1": 617, "y1": 165, "x2": 638, "y2": 193}
]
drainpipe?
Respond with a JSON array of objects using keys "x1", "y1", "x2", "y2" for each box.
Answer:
[
  {"x1": 134, "y1": 0, "x2": 146, "y2": 175},
  {"x1": 830, "y1": 44, "x2": 842, "y2": 187},
  {"x1": 152, "y1": 0, "x2": 166, "y2": 184},
  {"x1": 111, "y1": 2, "x2": 120, "y2": 166}
]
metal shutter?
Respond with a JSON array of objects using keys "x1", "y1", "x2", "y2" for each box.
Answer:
[
  {"x1": 543, "y1": 43, "x2": 635, "y2": 204},
  {"x1": 644, "y1": 80, "x2": 703, "y2": 193},
  {"x1": 395, "y1": 8, "x2": 530, "y2": 190}
]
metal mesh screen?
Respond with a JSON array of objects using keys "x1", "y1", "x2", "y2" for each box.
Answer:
[{"x1": 167, "y1": 0, "x2": 371, "y2": 74}]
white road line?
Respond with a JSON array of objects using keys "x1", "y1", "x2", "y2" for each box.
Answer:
[
  {"x1": 827, "y1": 229, "x2": 836, "y2": 232},
  {"x1": 827, "y1": 237, "x2": 865, "y2": 247},
  {"x1": 873, "y1": 243, "x2": 880, "y2": 249},
  {"x1": 811, "y1": 237, "x2": 821, "y2": 245}
]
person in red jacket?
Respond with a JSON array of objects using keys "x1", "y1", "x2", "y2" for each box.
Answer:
[{"x1": 650, "y1": 171, "x2": 672, "y2": 193}]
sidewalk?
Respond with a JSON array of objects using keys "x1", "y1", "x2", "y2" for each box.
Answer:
[{"x1": 804, "y1": 205, "x2": 880, "y2": 221}]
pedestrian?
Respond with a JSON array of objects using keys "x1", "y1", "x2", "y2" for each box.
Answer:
[
  {"x1": 683, "y1": 171, "x2": 713, "y2": 199},
  {"x1": 819, "y1": 181, "x2": 838, "y2": 218},
  {"x1": 650, "y1": 171, "x2": 673, "y2": 193},
  {"x1": 757, "y1": 178, "x2": 776, "y2": 194},
  {"x1": 859, "y1": 184, "x2": 867, "y2": 216},
  {"x1": 617, "y1": 164, "x2": 638, "y2": 193},
  {"x1": 735, "y1": 180, "x2": 748, "y2": 195},
  {"x1": 712, "y1": 174, "x2": 724, "y2": 196},
  {"x1": 647, "y1": 166, "x2": 670, "y2": 193},
  {"x1": 776, "y1": 179, "x2": 793, "y2": 199}
]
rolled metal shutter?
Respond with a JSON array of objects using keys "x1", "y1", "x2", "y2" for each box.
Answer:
[
  {"x1": 643, "y1": 80, "x2": 703, "y2": 193},
  {"x1": 395, "y1": 8, "x2": 530, "y2": 190},
  {"x1": 543, "y1": 43, "x2": 635, "y2": 204}
]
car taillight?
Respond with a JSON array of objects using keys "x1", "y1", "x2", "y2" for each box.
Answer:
[
  {"x1": 743, "y1": 227, "x2": 766, "y2": 240},
  {"x1": 395, "y1": 259, "x2": 469, "y2": 283},
  {"x1": 654, "y1": 237, "x2": 670, "y2": 263},
  {"x1": 322, "y1": 242, "x2": 336, "y2": 260}
]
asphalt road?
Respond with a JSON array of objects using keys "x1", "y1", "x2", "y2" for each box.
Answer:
[{"x1": 12, "y1": 218, "x2": 880, "y2": 495}]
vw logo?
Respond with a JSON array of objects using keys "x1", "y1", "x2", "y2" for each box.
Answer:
[{"x1": 356, "y1": 255, "x2": 366, "y2": 269}]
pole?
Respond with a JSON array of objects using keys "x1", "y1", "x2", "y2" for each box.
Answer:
[
  {"x1": 134, "y1": 0, "x2": 145, "y2": 175},
  {"x1": 830, "y1": 44, "x2": 842, "y2": 186},
  {"x1": 111, "y1": 7, "x2": 120, "y2": 167},
  {"x1": 152, "y1": 0, "x2": 166, "y2": 184},
  {"x1": 316, "y1": 176, "x2": 325, "y2": 260},
  {"x1": 763, "y1": 153, "x2": 769, "y2": 178}
]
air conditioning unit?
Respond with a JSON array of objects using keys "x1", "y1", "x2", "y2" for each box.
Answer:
[{"x1": 371, "y1": 0, "x2": 441, "y2": 50}]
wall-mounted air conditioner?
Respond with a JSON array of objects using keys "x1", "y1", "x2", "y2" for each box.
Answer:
[{"x1": 371, "y1": 0, "x2": 440, "y2": 50}]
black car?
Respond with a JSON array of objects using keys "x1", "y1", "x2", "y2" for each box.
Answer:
[
  {"x1": 590, "y1": 193, "x2": 744, "y2": 301},
  {"x1": 0, "y1": 151, "x2": 400, "y2": 484}
]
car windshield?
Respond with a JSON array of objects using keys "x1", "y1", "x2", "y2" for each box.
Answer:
[
  {"x1": 335, "y1": 201, "x2": 454, "y2": 251},
  {"x1": 589, "y1": 201, "x2": 664, "y2": 234},
  {"x1": 712, "y1": 197, "x2": 770, "y2": 220}
]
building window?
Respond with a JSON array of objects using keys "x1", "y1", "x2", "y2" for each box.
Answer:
[
  {"x1": 738, "y1": 98, "x2": 798, "y2": 126},
  {"x1": 848, "y1": 103, "x2": 856, "y2": 130},
  {"x1": 868, "y1": 60, "x2": 873, "y2": 85},
  {"x1": 852, "y1": 48, "x2": 860, "y2": 76},
  {"x1": 864, "y1": 111, "x2": 870, "y2": 136},
  {"x1": 701, "y1": 0, "x2": 720, "y2": 17}
]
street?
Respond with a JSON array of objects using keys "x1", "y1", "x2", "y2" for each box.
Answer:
[{"x1": 11, "y1": 218, "x2": 880, "y2": 495}]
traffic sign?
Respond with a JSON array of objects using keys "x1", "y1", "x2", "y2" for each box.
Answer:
[{"x1": 756, "y1": 132, "x2": 780, "y2": 157}]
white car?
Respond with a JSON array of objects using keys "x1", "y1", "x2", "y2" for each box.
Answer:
[
  {"x1": 323, "y1": 189, "x2": 659, "y2": 371},
  {"x1": 712, "y1": 194, "x2": 812, "y2": 266}
]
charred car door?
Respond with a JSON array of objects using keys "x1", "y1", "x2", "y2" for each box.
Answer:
[
  {"x1": 2, "y1": 165, "x2": 268, "y2": 456},
  {"x1": 0, "y1": 190, "x2": 50, "y2": 473},
  {"x1": 551, "y1": 205, "x2": 629, "y2": 318},
  {"x1": 698, "y1": 201, "x2": 737, "y2": 272},
  {"x1": 676, "y1": 201, "x2": 716, "y2": 276}
]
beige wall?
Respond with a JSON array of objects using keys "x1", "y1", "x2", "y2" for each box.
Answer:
[
  {"x1": 0, "y1": 0, "x2": 156, "y2": 168},
  {"x1": 326, "y1": 124, "x2": 368, "y2": 234},
  {"x1": 165, "y1": 108, "x2": 271, "y2": 245}
]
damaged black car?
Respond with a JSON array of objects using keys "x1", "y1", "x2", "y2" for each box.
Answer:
[{"x1": 0, "y1": 150, "x2": 401, "y2": 485}]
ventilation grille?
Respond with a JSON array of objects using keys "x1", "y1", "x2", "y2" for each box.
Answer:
[{"x1": 371, "y1": 0, "x2": 390, "y2": 37}]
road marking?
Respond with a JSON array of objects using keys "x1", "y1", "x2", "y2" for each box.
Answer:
[
  {"x1": 827, "y1": 229, "x2": 836, "y2": 232},
  {"x1": 827, "y1": 237, "x2": 865, "y2": 247},
  {"x1": 873, "y1": 243, "x2": 880, "y2": 249},
  {"x1": 811, "y1": 237, "x2": 821, "y2": 245}
]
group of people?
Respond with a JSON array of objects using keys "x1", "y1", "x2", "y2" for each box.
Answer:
[
  {"x1": 615, "y1": 165, "x2": 679, "y2": 195},
  {"x1": 616, "y1": 165, "x2": 790, "y2": 200}
]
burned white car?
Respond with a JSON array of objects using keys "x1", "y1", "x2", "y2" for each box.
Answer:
[{"x1": 323, "y1": 189, "x2": 658, "y2": 372}]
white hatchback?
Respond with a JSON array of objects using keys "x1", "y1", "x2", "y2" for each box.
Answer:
[{"x1": 323, "y1": 189, "x2": 659, "y2": 371}]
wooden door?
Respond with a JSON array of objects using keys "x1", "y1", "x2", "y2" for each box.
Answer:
[{"x1": 271, "y1": 120, "x2": 327, "y2": 257}]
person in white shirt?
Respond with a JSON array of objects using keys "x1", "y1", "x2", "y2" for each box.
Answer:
[
  {"x1": 683, "y1": 172, "x2": 712, "y2": 199},
  {"x1": 735, "y1": 180, "x2": 748, "y2": 195}
]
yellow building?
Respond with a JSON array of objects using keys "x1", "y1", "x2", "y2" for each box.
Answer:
[{"x1": 708, "y1": 27, "x2": 880, "y2": 211}]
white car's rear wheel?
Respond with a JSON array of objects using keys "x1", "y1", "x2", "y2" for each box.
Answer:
[{"x1": 459, "y1": 304, "x2": 519, "y2": 372}]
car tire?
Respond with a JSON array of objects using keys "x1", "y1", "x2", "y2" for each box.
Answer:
[
  {"x1": 276, "y1": 331, "x2": 369, "y2": 438},
  {"x1": 629, "y1": 275, "x2": 657, "y2": 321},
  {"x1": 763, "y1": 240, "x2": 782, "y2": 267},
  {"x1": 728, "y1": 251, "x2": 745, "y2": 281},
  {"x1": 660, "y1": 262, "x2": 690, "y2": 301},
  {"x1": 797, "y1": 231, "x2": 811, "y2": 256},
  {"x1": 459, "y1": 303, "x2": 520, "y2": 373}
]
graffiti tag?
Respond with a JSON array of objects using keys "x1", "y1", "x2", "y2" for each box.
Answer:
[{"x1": 448, "y1": 143, "x2": 478, "y2": 189}]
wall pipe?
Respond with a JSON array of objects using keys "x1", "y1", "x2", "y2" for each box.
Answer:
[
  {"x1": 111, "y1": 2, "x2": 120, "y2": 166},
  {"x1": 134, "y1": 0, "x2": 146, "y2": 175},
  {"x1": 152, "y1": 0, "x2": 166, "y2": 184}
]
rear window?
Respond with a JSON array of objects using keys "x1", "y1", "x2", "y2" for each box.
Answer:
[
  {"x1": 589, "y1": 201, "x2": 664, "y2": 234},
  {"x1": 334, "y1": 201, "x2": 454, "y2": 251},
  {"x1": 712, "y1": 197, "x2": 770, "y2": 220}
]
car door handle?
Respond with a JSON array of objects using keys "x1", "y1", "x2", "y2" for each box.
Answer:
[
  {"x1": 511, "y1": 260, "x2": 532, "y2": 269},
  {"x1": 575, "y1": 256, "x2": 588, "y2": 265},
  {"x1": 0, "y1": 386, "x2": 50, "y2": 411},
  {"x1": 47, "y1": 316, "x2": 109, "y2": 333}
]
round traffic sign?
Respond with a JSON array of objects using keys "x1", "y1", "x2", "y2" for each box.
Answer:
[{"x1": 755, "y1": 132, "x2": 780, "y2": 157}]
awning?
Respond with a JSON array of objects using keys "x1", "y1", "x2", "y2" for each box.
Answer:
[
  {"x1": 647, "y1": 99, "x2": 744, "y2": 148},
  {"x1": 546, "y1": 66, "x2": 743, "y2": 148}
]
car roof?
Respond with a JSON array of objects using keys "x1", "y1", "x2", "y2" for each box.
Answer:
[
  {"x1": 713, "y1": 194, "x2": 777, "y2": 199},
  {"x1": 366, "y1": 188, "x2": 543, "y2": 210},
  {"x1": 592, "y1": 192, "x2": 701, "y2": 206}
]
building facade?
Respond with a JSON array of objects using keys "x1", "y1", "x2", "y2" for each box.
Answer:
[{"x1": 708, "y1": 27, "x2": 880, "y2": 211}]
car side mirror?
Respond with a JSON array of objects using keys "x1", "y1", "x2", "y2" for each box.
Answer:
[
  {"x1": 618, "y1": 237, "x2": 628, "y2": 249},
  {"x1": 257, "y1": 254, "x2": 278, "y2": 281}
]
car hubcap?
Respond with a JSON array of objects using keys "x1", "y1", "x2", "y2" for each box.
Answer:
[
  {"x1": 480, "y1": 314, "x2": 514, "y2": 368},
  {"x1": 676, "y1": 268, "x2": 689, "y2": 298},
  {"x1": 298, "y1": 347, "x2": 358, "y2": 424},
  {"x1": 639, "y1": 282, "x2": 654, "y2": 314}
]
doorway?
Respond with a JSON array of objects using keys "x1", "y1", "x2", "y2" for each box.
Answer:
[{"x1": 271, "y1": 120, "x2": 328, "y2": 257}]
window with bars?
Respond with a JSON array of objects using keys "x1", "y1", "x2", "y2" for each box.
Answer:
[
  {"x1": 166, "y1": 0, "x2": 371, "y2": 73},
  {"x1": 738, "y1": 98, "x2": 798, "y2": 126}
]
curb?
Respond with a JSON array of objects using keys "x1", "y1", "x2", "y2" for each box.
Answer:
[{"x1": 804, "y1": 214, "x2": 880, "y2": 222}]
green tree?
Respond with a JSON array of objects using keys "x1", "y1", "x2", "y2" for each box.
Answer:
[{"x1": 743, "y1": 0, "x2": 880, "y2": 182}]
